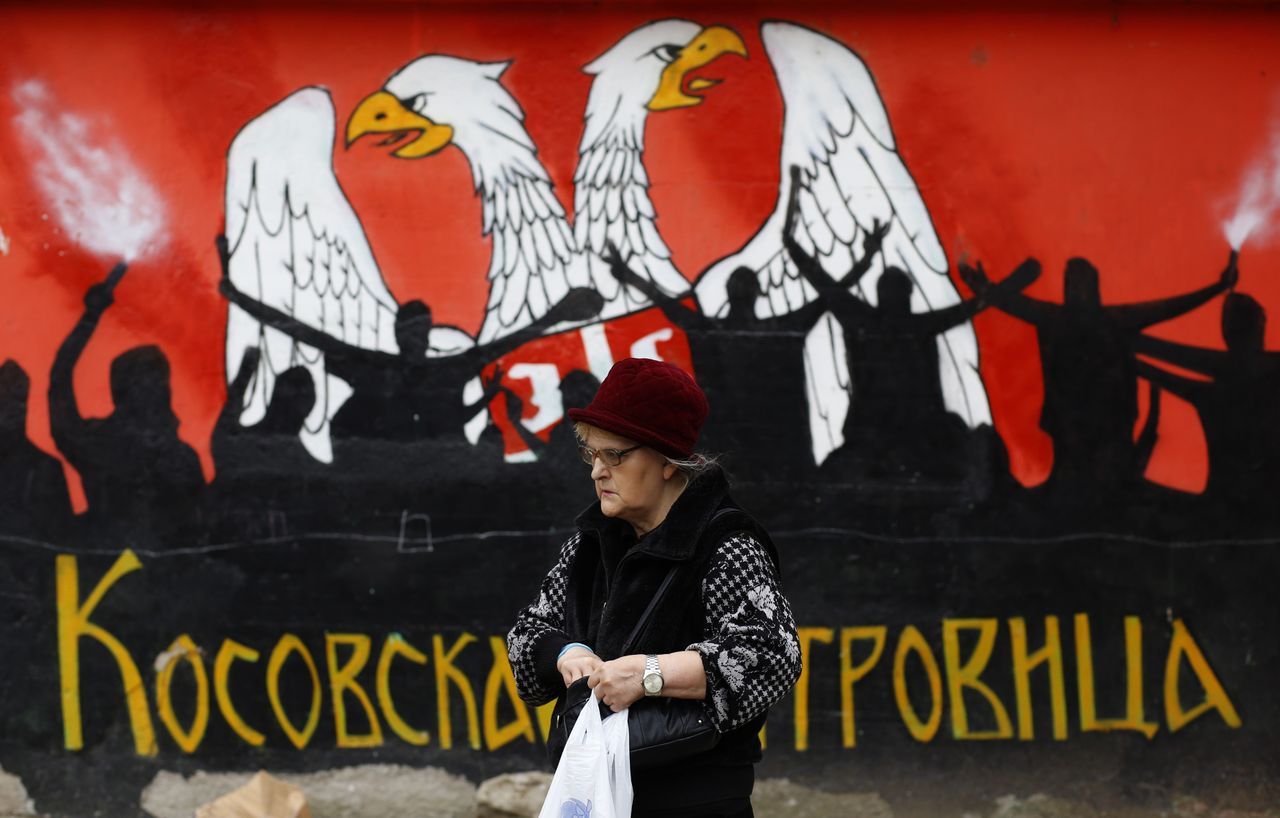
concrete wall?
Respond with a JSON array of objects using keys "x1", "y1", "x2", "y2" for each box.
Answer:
[{"x1": 0, "y1": 3, "x2": 1276, "y2": 816}]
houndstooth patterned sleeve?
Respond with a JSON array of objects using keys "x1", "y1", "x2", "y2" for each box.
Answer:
[
  {"x1": 507, "y1": 533, "x2": 582, "y2": 706},
  {"x1": 687, "y1": 533, "x2": 802, "y2": 733}
]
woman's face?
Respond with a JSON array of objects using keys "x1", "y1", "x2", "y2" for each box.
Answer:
[{"x1": 580, "y1": 425, "x2": 680, "y2": 535}]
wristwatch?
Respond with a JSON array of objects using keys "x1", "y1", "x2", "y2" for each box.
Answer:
[{"x1": 642, "y1": 654, "x2": 664, "y2": 697}]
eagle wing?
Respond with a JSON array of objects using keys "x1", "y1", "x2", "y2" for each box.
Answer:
[
  {"x1": 574, "y1": 135, "x2": 692, "y2": 319},
  {"x1": 224, "y1": 87, "x2": 400, "y2": 463},
  {"x1": 477, "y1": 171, "x2": 584, "y2": 344},
  {"x1": 695, "y1": 21, "x2": 991, "y2": 465}
]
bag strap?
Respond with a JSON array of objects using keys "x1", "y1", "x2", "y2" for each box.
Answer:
[
  {"x1": 620, "y1": 564, "x2": 679, "y2": 655},
  {"x1": 619, "y1": 506, "x2": 741, "y2": 655}
]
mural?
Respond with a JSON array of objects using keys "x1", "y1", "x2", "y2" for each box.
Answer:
[{"x1": 0, "y1": 4, "x2": 1278, "y2": 816}]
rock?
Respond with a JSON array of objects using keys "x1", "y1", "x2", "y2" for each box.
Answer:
[
  {"x1": 0, "y1": 766, "x2": 36, "y2": 816},
  {"x1": 142, "y1": 771, "x2": 247, "y2": 818},
  {"x1": 752, "y1": 778, "x2": 893, "y2": 818},
  {"x1": 476, "y1": 771, "x2": 552, "y2": 818},
  {"x1": 1171, "y1": 794, "x2": 1280, "y2": 818},
  {"x1": 1173, "y1": 796, "x2": 1212, "y2": 818},
  {"x1": 990, "y1": 794, "x2": 1098, "y2": 818},
  {"x1": 141, "y1": 765, "x2": 476, "y2": 818},
  {"x1": 293, "y1": 765, "x2": 475, "y2": 818},
  {"x1": 194, "y1": 772, "x2": 309, "y2": 818}
]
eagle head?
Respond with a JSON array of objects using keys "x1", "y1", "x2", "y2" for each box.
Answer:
[
  {"x1": 346, "y1": 56, "x2": 531, "y2": 163},
  {"x1": 584, "y1": 20, "x2": 746, "y2": 115}
]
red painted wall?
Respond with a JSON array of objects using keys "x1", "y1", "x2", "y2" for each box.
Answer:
[{"x1": 1, "y1": 5, "x2": 1277, "y2": 498}]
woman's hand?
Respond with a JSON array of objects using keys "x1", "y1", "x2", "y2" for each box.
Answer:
[
  {"x1": 557, "y1": 647, "x2": 603, "y2": 687},
  {"x1": 587, "y1": 654, "x2": 646, "y2": 712}
]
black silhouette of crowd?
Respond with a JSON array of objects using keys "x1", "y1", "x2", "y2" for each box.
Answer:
[{"x1": 0, "y1": 167, "x2": 1270, "y2": 547}]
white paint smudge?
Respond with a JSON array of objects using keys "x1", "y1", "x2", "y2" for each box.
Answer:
[
  {"x1": 152, "y1": 644, "x2": 185, "y2": 673},
  {"x1": 0, "y1": 225, "x2": 10, "y2": 256},
  {"x1": 11, "y1": 79, "x2": 166, "y2": 262},
  {"x1": 1222, "y1": 120, "x2": 1280, "y2": 250}
]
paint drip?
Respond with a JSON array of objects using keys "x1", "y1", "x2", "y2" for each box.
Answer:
[{"x1": 11, "y1": 79, "x2": 166, "y2": 262}]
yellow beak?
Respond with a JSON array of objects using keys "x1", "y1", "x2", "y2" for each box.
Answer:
[
  {"x1": 647, "y1": 25, "x2": 748, "y2": 112},
  {"x1": 345, "y1": 91, "x2": 454, "y2": 159}
]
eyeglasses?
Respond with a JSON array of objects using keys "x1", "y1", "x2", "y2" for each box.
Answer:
[{"x1": 578, "y1": 443, "x2": 643, "y2": 467}]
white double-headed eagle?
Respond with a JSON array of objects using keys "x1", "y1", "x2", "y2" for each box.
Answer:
[{"x1": 222, "y1": 20, "x2": 989, "y2": 466}]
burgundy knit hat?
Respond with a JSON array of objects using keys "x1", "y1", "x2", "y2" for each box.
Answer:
[{"x1": 567, "y1": 358, "x2": 709, "y2": 460}]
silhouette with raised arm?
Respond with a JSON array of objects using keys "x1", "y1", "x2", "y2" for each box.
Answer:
[
  {"x1": 607, "y1": 225, "x2": 885, "y2": 335},
  {"x1": 1135, "y1": 290, "x2": 1280, "y2": 511},
  {"x1": 205, "y1": 348, "x2": 326, "y2": 538},
  {"x1": 49, "y1": 264, "x2": 205, "y2": 546},
  {"x1": 964, "y1": 248, "x2": 1237, "y2": 496},
  {"x1": 0, "y1": 359, "x2": 72, "y2": 538},
  {"x1": 217, "y1": 235, "x2": 604, "y2": 444},
  {"x1": 214, "y1": 350, "x2": 319, "y2": 470},
  {"x1": 459, "y1": 364, "x2": 513, "y2": 463},
  {"x1": 782, "y1": 167, "x2": 1039, "y2": 480},
  {"x1": 500, "y1": 369, "x2": 599, "y2": 461},
  {"x1": 603, "y1": 219, "x2": 887, "y2": 479}
]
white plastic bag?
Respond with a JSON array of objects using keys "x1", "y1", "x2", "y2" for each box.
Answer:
[{"x1": 538, "y1": 688, "x2": 632, "y2": 818}]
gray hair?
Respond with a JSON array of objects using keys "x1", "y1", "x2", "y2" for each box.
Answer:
[
  {"x1": 664, "y1": 452, "x2": 719, "y2": 481},
  {"x1": 573, "y1": 422, "x2": 718, "y2": 480}
]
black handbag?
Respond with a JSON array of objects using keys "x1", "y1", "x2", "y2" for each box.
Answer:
[
  {"x1": 548, "y1": 554, "x2": 722, "y2": 770},
  {"x1": 552, "y1": 677, "x2": 719, "y2": 770}
]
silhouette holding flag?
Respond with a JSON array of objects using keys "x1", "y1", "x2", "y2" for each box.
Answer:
[{"x1": 218, "y1": 239, "x2": 604, "y2": 446}]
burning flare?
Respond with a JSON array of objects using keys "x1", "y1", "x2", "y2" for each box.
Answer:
[
  {"x1": 1222, "y1": 122, "x2": 1280, "y2": 250},
  {"x1": 11, "y1": 79, "x2": 166, "y2": 262}
]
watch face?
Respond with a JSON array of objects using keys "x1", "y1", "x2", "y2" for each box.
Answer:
[{"x1": 643, "y1": 673, "x2": 662, "y2": 694}]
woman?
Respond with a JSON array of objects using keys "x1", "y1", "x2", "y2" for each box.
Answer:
[{"x1": 508, "y1": 357, "x2": 801, "y2": 818}]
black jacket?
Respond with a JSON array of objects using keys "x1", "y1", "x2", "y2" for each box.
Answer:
[{"x1": 527, "y1": 466, "x2": 785, "y2": 811}]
